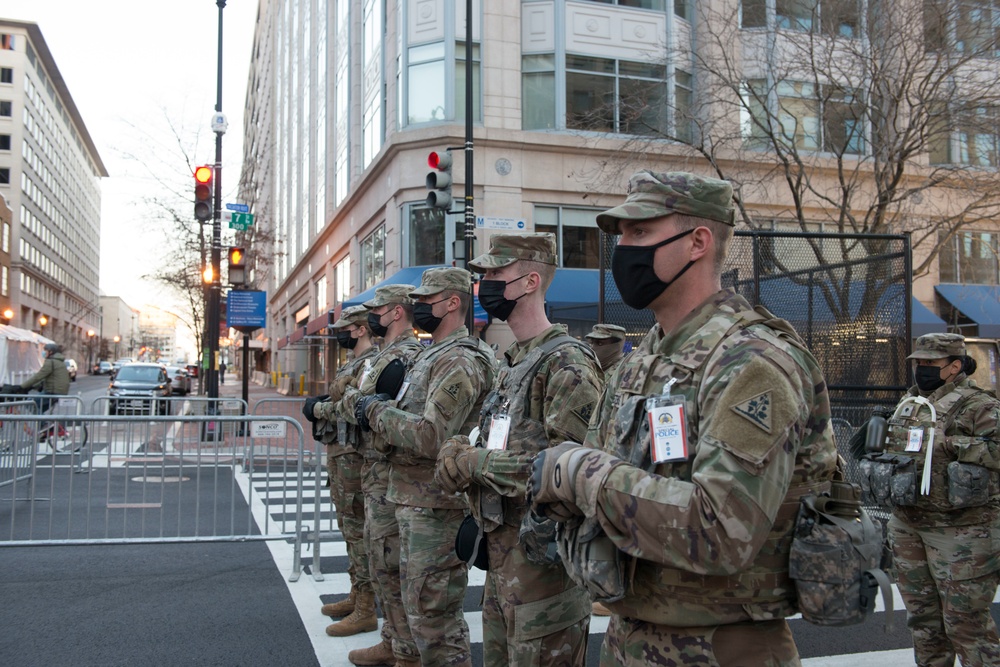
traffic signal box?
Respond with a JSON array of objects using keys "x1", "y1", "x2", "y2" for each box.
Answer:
[
  {"x1": 194, "y1": 166, "x2": 213, "y2": 222},
  {"x1": 425, "y1": 150, "x2": 453, "y2": 210},
  {"x1": 228, "y1": 247, "x2": 246, "y2": 285}
]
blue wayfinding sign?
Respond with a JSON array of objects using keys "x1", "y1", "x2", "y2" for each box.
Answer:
[
  {"x1": 227, "y1": 290, "x2": 266, "y2": 329},
  {"x1": 225, "y1": 202, "x2": 250, "y2": 213}
]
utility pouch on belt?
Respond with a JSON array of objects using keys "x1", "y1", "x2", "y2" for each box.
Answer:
[
  {"x1": 947, "y1": 461, "x2": 991, "y2": 508},
  {"x1": 556, "y1": 516, "x2": 629, "y2": 604},
  {"x1": 859, "y1": 453, "x2": 917, "y2": 507},
  {"x1": 518, "y1": 511, "x2": 560, "y2": 566},
  {"x1": 789, "y1": 479, "x2": 893, "y2": 631}
]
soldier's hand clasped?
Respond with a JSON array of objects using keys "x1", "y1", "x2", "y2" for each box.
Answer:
[
  {"x1": 354, "y1": 393, "x2": 390, "y2": 431},
  {"x1": 302, "y1": 394, "x2": 329, "y2": 423},
  {"x1": 435, "y1": 437, "x2": 479, "y2": 493}
]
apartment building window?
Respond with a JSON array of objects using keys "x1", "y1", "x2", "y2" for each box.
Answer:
[
  {"x1": 0, "y1": 35, "x2": 13, "y2": 51},
  {"x1": 534, "y1": 206, "x2": 601, "y2": 269},
  {"x1": 0, "y1": 134, "x2": 9, "y2": 150},
  {"x1": 360, "y1": 225, "x2": 385, "y2": 289},
  {"x1": 523, "y1": 55, "x2": 556, "y2": 130},
  {"x1": 455, "y1": 43, "x2": 481, "y2": 125},
  {"x1": 930, "y1": 105, "x2": 1000, "y2": 166},
  {"x1": 362, "y1": 0, "x2": 384, "y2": 167},
  {"x1": 742, "y1": 79, "x2": 864, "y2": 154},
  {"x1": 2, "y1": 222, "x2": 8, "y2": 253},
  {"x1": 939, "y1": 230, "x2": 999, "y2": 284},
  {"x1": 0, "y1": 168, "x2": 8, "y2": 185},
  {"x1": 0, "y1": 68, "x2": 11, "y2": 84},
  {"x1": 334, "y1": 256, "x2": 350, "y2": 305},
  {"x1": 566, "y1": 55, "x2": 668, "y2": 135},
  {"x1": 0, "y1": 101, "x2": 10, "y2": 117},
  {"x1": 316, "y1": 277, "x2": 328, "y2": 312},
  {"x1": 403, "y1": 203, "x2": 463, "y2": 266},
  {"x1": 1, "y1": 266, "x2": 7, "y2": 297},
  {"x1": 742, "y1": 0, "x2": 859, "y2": 38},
  {"x1": 406, "y1": 41, "x2": 482, "y2": 126}
]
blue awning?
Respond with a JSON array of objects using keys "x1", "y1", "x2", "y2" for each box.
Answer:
[
  {"x1": 343, "y1": 265, "x2": 488, "y2": 323},
  {"x1": 544, "y1": 269, "x2": 600, "y2": 322},
  {"x1": 911, "y1": 297, "x2": 947, "y2": 338},
  {"x1": 935, "y1": 284, "x2": 1000, "y2": 338}
]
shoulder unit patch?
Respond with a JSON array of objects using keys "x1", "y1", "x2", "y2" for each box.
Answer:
[{"x1": 731, "y1": 390, "x2": 772, "y2": 433}]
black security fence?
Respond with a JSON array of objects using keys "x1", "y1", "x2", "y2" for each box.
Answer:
[{"x1": 599, "y1": 230, "x2": 912, "y2": 430}]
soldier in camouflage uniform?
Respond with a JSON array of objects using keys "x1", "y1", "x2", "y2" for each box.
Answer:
[
  {"x1": 434, "y1": 233, "x2": 602, "y2": 666},
  {"x1": 310, "y1": 305, "x2": 380, "y2": 637},
  {"x1": 586, "y1": 323, "x2": 628, "y2": 375},
  {"x1": 354, "y1": 267, "x2": 497, "y2": 667},
  {"x1": 337, "y1": 285, "x2": 424, "y2": 667},
  {"x1": 883, "y1": 334, "x2": 1000, "y2": 667},
  {"x1": 528, "y1": 170, "x2": 838, "y2": 666}
]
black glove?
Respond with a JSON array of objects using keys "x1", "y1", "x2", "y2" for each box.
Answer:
[
  {"x1": 302, "y1": 394, "x2": 329, "y2": 423},
  {"x1": 355, "y1": 393, "x2": 390, "y2": 431}
]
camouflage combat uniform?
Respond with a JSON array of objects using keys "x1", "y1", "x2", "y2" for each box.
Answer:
[
  {"x1": 881, "y1": 334, "x2": 1000, "y2": 667},
  {"x1": 471, "y1": 324, "x2": 602, "y2": 666},
  {"x1": 586, "y1": 323, "x2": 627, "y2": 376},
  {"x1": 581, "y1": 290, "x2": 837, "y2": 666},
  {"x1": 337, "y1": 328, "x2": 424, "y2": 663},
  {"x1": 368, "y1": 324, "x2": 496, "y2": 666},
  {"x1": 315, "y1": 343, "x2": 380, "y2": 605}
]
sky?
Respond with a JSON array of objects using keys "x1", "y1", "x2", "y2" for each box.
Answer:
[{"x1": 0, "y1": 0, "x2": 259, "y2": 318}]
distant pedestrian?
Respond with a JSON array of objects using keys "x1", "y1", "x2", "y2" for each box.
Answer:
[{"x1": 219, "y1": 360, "x2": 226, "y2": 384}]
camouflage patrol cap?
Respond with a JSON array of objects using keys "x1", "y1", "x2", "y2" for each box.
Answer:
[
  {"x1": 906, "y1": 333, "x2": 966, "y2": 360},
  {"x1": 409, "y1": 267, "x2": 473, "y2": 296},
  {"x1": 468, "y1": 233, "x2": 557, "y2": 271},
  {"x1": 585, "y1": 323, "x2": 627, "y2": 341},
  {"x1": 331, "y1": 304, "x2": 369, "y2": 329},
  {"x1": 595, "y1": 170, "x2": 736, "y2": 234},
  {"x1": 363, "y1": 284, "x2": 416, "y2": 309}
]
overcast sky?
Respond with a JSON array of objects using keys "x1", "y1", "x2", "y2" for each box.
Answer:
[{"x1": 0, "y1": 0, "x2": 259, "y2": 318}]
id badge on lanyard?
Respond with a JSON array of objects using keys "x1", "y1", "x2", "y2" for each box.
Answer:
[
  {"x1": 645, "y1": 378, "x2": 688, "y2": 464},
  {"x1": 486, "y1": 398, "x2": 511, "y2": 450}
]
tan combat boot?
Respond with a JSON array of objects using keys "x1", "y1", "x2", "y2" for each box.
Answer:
[
  {"x1": 347, "y1": 638, "x2": 394, "y2": 666},
  {"x1": 592, "y1": 601, "x2": 611, "y2": 616},
  {"x1": 326, "y1": 588, "x2": 378, "y2": 637},
  {"x1": 321, "y1": 589, "x2": 356, "y2": 618}
]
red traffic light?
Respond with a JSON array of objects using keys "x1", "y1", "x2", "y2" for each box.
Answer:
[
  {"x1": 195, "y1": 165, "x2": 213, "y2": 183},
  {"x1": 428, "y1": 151, "x2": 452, "y2": 170}
]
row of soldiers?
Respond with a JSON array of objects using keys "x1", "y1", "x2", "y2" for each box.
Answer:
[{"x1": 299, "y1": 170, "x2": 995, "y2": 667}]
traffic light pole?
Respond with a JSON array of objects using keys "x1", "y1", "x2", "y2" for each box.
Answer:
[
  {"x1": 206, "y1": 0, "x2": 227, "y2": 402},
  {"x1": 463, "y1": 0, "x2": 475, "y2": 333}
]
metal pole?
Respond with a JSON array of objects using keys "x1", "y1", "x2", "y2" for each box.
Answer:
[
  {"x1": 463, "y1": 0, "x2": 474, "y2": 333},
  {"x1": 207, "y1": 0, "x2": 226, "y2": 401}
]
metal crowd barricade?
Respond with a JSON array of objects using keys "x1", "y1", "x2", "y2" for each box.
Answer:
[
  {"x1": 0, "y1": 398, "x2": 40, "y2": 490},
  {"x1": 251, "y1": 397, "x2": 328, "y2": 580},
  {"x1": 0, "y1": 409, "x2": 315, "y2": 580}
]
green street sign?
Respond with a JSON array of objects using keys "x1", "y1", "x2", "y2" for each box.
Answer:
[{"x1": 229, "y1": 212, "x2": 255, "y2": 230}]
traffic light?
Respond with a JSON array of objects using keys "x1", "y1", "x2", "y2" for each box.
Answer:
[
  {"x1": 228, "y1": 246, "x2": 246, "y2": 285},
  {"x1": 425, "y1": 150, "x2": 453, "y2": 210},
  {"x1": 194, "y1": 165, "x2": 213, "y2": 222}
]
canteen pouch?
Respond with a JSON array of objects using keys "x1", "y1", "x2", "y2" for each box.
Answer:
[
  {"x1": 556, "y1": 516, "x2": 628, "y2": 604},
  {"x1": 947, "y1": 461, "x2": 991, "y2": 508},
  {"x1": 789, "y1": 486, "x2": 892, "y2": 629}
]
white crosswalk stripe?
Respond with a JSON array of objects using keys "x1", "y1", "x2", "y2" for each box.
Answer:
[{"x1": 241, "y1": 469, "x2": 977, "y2": 667}]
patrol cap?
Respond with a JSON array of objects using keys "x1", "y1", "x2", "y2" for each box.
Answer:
[
  {"x1": 409, "y1": 267, "x2": 473, "y2": 296},
  {"x1": 585, "y1": 323, "x2": 627, "y2": 341},
  {"x1": 906, "y1": 333, "x2": 966, "y2": 360},
  {"x1": 363, "y1": 284, "x2": 416, "y2": 309},
  {"x1": 596, "y1": 170, "x2": 736, "y2": 234},
  {"x1": 468, "y1": 233, "x2": 557, "y2": 271},
  {"x1": 331, "y1": 304, "x2": 369, "y2": 329}
]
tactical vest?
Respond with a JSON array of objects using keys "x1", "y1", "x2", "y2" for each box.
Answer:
[
  {"x1": 593, "y1": 306, "x2": 835, "y2": 626},
  {"x1": 332, "y1": 348, "x2": 377, "y2": 458},
  {"x1": 387, "y1": 334, "x2": 495, "y2": 507},
  {"x1": 861, "y1": 380, "x2": 998, "y2": 512},
  {"x1": 473, "y1": 335, "x2": 597, "y2": 533},
  {"x1": 359, "y1": 336, "x2": 424, "y2": 463}
]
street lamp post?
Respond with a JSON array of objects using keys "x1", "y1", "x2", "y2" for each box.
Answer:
[
  {"x1": 87, "y1": 329, "x2": 95, "y2": 374},
  {"x1": 113, "y1": 335, "x2": 120, "y2": 360}
]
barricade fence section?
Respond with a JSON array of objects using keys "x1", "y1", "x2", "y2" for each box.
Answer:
[{"x1": 0, "y1": 408, "x2": 322, "y2": 581}]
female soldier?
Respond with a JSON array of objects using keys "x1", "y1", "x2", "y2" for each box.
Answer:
[{"x1": 886, "y1": 333, "x2": 1000, "y2": 667}]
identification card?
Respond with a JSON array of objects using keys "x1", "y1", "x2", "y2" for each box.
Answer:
[
  {"x1": 486, "y1": 415, "x2": 511, "y2": 450},
  {"x1": 395, "y1": 382, "x2": 409, "y2": 401},
  {"x1": 906, "y1": 427, "x2": 923, "y2": 452},
  {"x1": 646, "y1": 392, "x2": 688, "y2": 464}
]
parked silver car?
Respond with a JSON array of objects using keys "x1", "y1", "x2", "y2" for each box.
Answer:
[{"x1": 165, "y1": 366, "x2": 191, "y2": 396}]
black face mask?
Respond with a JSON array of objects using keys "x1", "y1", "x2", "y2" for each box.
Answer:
[
  {"x1": 413, "y1": 299, "x2": 447, "y2": 334},
  {"x1": 336, "y1": 330, "x2": 358, "y2": 350},
  {"x1": 478, "y1": 273, "x2": 530, "y2": 322},
  {"x1": 914, "y1": 365, "x2": 946, "y2": 393},
  {"x1": 611, "y1": 228, "x2": 696, "y2": 310},
  {"x1": 368, "y1": 311, "x2": 389, "y2": 338}
]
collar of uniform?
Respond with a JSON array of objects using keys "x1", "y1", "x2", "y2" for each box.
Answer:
[
  {"x1": 916, "y1": 375, "x2": 968, "y2": 401},
  {"x1": 648, "y1": 288, "x2": 747, "y2": 356},
  {"x1": 503, "y1": 323, "x2": 568, "y2": 366},
  {"x1": 386, "y1": 330, "x2": 419, "y2": 349},
  {"x1": 429, "y1": 325, "x2": 470, "y2": 349}
]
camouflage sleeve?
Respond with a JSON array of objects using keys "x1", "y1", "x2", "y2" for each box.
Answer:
[
  {"x1": 373, "y1": 352, "x2": 489, "y2": 460},
  {"x1": 591, "y1": 347, "x2": 808, "y2": 575},
  {"x1": 948, "y1": 394, "x2": 1000, "y2": 470},
  {"x1": 315, "y1": 362, "x2": 364, "y2": 423},
  {"x1": 333, "y1": 357, "x2": 385, "y2": 424}
]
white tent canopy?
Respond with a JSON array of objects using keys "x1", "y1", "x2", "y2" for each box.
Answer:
[{"x1": 0, "y1": 324, "x2": 56, "y2": 386}]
